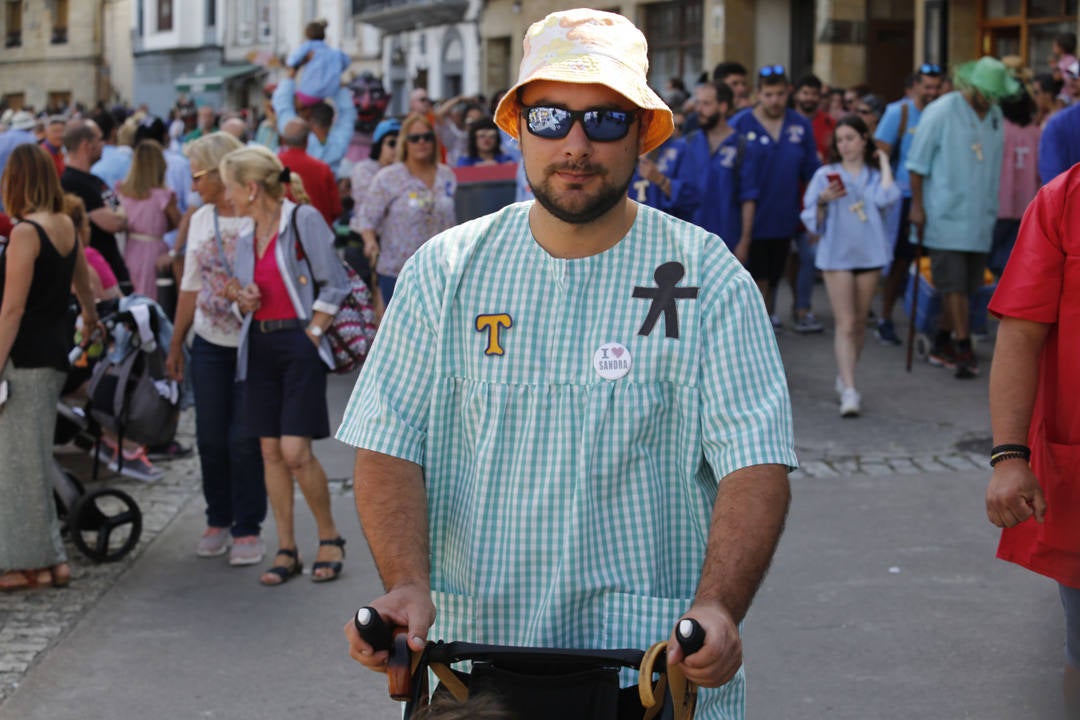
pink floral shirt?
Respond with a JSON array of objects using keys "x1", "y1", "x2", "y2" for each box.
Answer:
[
  {"x1": 357, "y1": 162, "x2": 457, "y2": 277},
  {"x1": 180, "y1": 205, "x2": 253, "y2": 348}
]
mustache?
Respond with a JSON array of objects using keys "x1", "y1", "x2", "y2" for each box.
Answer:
[{"x1": 545, "y1": 161, "x2": 606, "y2": 176}]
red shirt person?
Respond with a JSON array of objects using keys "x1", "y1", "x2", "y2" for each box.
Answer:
[
  {"x1": 277, "y1": 118, "x2": 341, "y2": 227},
  {"x1": 986, "y1": 161, "x2": 1080, "y2": 712}
]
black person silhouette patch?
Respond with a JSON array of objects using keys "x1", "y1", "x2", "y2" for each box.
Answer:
[{"x1": 632, "y1": 262, "x2": 699, "y2": 339}]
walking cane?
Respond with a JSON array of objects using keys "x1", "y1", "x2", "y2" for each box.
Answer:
[{"x1": 905, "y1": 223, "x2": 926, "y2": 372}]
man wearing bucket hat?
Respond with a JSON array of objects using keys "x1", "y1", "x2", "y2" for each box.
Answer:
[
  {"x1": 906, "y1": 56, "x2": 1017, "y2": 379},
  {"x1": 339, "y1": 8, "x2": 795, "y2": 718}
]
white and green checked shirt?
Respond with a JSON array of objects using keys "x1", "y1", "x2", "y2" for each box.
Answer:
[{"x1": 337, "y1": 202, "x2": 797, "y2": 719}]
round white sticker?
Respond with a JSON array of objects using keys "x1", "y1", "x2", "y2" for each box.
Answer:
[{"x1": 594, "y1": 342, "x2": 632, "y2": 380}]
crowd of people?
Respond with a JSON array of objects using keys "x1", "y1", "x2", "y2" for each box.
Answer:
[{"x1": 2, "y1": 8, "x2": 1080, "y2": 718}]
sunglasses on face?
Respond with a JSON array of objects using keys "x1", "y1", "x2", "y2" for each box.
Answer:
[
  {"x1": 384, "y1": 137, "x2": 397, "y2": 148},
  {"x1": 406, "y1": 132, "x2": 435, "y2": 143},
  {"x1": 855, "y1": 107, "x2": 873, "y2": 115},
  {"x1": 919, "y1": 63, "x2": 944, "y2": 77},
  {"x1": 759, "y1": 64, "x2": 786, "y2": 78},
  {"x1": 522, "y1": 105, "x2": 638, "y2": 142}
]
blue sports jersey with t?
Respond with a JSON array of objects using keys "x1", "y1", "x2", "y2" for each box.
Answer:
[
  {"x1": 677, "y1": 130, "x2": 759, "y2": 250},
  {"x1": 730, "y1": 108, "x2": 819, "y2": 239},
  {"x1": 627, "y1": 136, "x2": 699, "y2": 221}
]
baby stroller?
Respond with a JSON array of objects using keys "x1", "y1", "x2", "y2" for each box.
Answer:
[
  {"x1": 903, "y1": 258, "x2": 997, "y2": 361},
  {"x1": 354, "y1": 608, "x2": 706, "y2": 720},
  {"x1": 52, "y1": 299, "x2": 179, "y2": 561}
]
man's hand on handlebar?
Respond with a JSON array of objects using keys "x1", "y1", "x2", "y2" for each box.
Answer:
[
  {"x1": 343, "y1": 583, "x2": 435, "y2": 672},
  {"x1": 666, "y1": 601, "x2": 741, "y2": 688}
]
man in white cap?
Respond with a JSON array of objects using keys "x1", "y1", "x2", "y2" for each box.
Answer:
[
  {"x1": 0, "y1": 111, "x2": 37, "y2": 196},
  {"x1": 339, "y1": 9, "x2": 794, "y2": 718}
]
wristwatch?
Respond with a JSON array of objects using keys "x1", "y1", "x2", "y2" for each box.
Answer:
[{"x1": 307, "y1": 325, "x2": 324, "y2": 338}]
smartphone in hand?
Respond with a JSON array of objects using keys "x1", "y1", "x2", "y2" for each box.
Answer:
[
  {"x1": 0, "y1": 379, "x2": 8, "y2": 411},
  {"x1": 826, "y1": 172, "x2": 845, "y2": 191}
]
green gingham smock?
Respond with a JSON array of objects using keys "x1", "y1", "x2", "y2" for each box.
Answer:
[{"x1": 337, "y1": 202, "x2": 797, "y2": 719}]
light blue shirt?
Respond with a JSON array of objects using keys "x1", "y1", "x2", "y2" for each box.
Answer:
[
  {"x1": 905, "y1": 91, "x2": 1003, "y2": 253},
  {"x1": 873, "y1": 97, "x2": 923, "y2": 196},
  {"x1": 91, "y1": 144, "x2": 133, "y2": 191},
  {"x1": 272, "y1": 77, "x2": 356, "y2": 175},
  {"x1": 0, "y1": 130, "x2": 36, "y2": 206},
  {"x1": 800, "y1": 164, "x2": 900, "y2": 270},
  {"x1": 337, "y1": 202, "x2": 797, "y2": 720},
  {"x1": 287, "y1": 40, "x2": 351, "y2": 101}
]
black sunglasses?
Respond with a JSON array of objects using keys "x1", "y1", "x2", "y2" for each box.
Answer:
[
  {"x1": 522, "y1": 105, "x2": 638, "y2": 142},
  {"x1": 406, "y1": 132, "x2": 435, "y2": 143},
  {"x1": 919, "y1": 63, "x2": 944, "y2": 77},
  {"x1": 759, "y1": 64, "x2": 786, "y2": 78}
]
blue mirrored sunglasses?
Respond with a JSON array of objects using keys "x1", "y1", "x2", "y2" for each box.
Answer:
[
  {"x1": 522, "y1": 105, "x2": 638, "y2": 142},
  {"x1": 919, "y1": 63, "x2": 943, "y2": 76},
  {"x1": 759, "y1": 64, "x2": 786, "y2": 78}
]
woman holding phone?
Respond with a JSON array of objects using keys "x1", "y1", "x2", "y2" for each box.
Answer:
[{"x1": 801, "y1": 115, "x2": 899, "y2": 418}]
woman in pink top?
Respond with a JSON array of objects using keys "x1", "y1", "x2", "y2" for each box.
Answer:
[
  {"x1": 63, "y1": 194, "x2": 120, "y2": 301},
  {"x1": 991, "y1": 92, "x2": 1041, "y2": 276},
  {"x1": 117, "y1": 141, "x2": 180, "y2": 300}
]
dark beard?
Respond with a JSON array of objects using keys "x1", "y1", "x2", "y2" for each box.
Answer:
[
  {"x1": 797, "y1": 101, "x2": 818, "y2": 115},
  {"x1": 528, "y1": 163, "x2": 633, "y2": 225},
  {"x1": 699, "y1": 111, "x2": 722, "y2": 131}
]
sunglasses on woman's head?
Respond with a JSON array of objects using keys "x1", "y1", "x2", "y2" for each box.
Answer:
[
  {"x1": 521, "y1": 105, "x2": 638, "y2": 142},
  {"x1": 406, "y1": 132, "x2": 435, "y2": 143}
]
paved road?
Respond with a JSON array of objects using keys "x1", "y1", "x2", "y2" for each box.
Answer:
[{"x1": 0, "y1": 284, "x2": 1064, "y2": 720}]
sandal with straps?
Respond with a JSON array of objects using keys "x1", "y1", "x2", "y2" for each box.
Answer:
[
  {"x1": 311, "y1": 537, "x2": 345, "y2": 583},
  {"x1": 260, "y1": 548, "x2": 303, "y2": 587}
]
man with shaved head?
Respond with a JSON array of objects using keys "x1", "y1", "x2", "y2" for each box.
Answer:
[{"x1": 278, "y1": 117, "x2": 341, "y2": 226}]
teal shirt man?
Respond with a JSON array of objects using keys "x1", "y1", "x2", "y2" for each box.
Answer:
[{"x1": 906, "y1": 91, "x2": 1004, "y2": 252}]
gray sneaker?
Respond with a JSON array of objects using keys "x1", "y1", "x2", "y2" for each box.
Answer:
[
  {"x1": 229, "y1": 536, "x2": 265, "y2": 566},
  {"x1": 793, "y1": 313, "x2": 825, "y2": 334},
  {"x1": 196, "y1": 527, "x2": 231, "y2": 558}
]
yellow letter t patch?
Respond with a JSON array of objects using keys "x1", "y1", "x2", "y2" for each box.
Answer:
[{"x1": 475, "y1": 314, "x2": 513, "y2": 356}]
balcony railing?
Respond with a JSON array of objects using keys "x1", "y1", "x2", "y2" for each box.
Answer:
[{"x1": 353, "y1": 0, "x2": 468, "y2": 33}]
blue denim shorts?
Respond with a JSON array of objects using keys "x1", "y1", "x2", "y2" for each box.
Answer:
[
  {"x1": 244, "y1": 327, "x2": 330, "y2": 439},
  {"x1": 1061, "y1": 583, "x2": 1080, "y2": 668}
]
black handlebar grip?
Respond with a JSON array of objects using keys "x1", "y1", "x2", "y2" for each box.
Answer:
[
  {"x1": 676, "y1": 617, "x2": 705, "y2": 656},
  {"x1": 354, "y1": 606, "x2": 392, "y2": 652}
]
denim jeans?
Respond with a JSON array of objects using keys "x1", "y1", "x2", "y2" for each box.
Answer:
[
  {"x1": 190, "y1": 335, "x2": 266, "y2": 537},
  {"x1": 378, "y1": 273, "x2": 398, "y2": 305},
  {"x1": 796, "y1": 232, "x2": 817, "y2": 312}
]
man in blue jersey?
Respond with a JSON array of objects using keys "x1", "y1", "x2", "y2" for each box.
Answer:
[
  {"x1": 678, "y1": 81, "x2": 757, "y2": 252},
  {"x1": 873, "y1": 63, "x2": 944, "y2": 345},
  {"x1": 1038, "y1": 87, "x2": 1080, "y2": 183},
  {"x1": 730, "y1": 66, "x2": 820, "y2": 326},
  {"x1": 628, "y1": 114, "x2": 699, "y2": 220}
]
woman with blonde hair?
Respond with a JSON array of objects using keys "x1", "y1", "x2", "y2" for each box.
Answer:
[
  {"x1": 0, "y1": 144, "x2": 99, "y2": 590},
  {"x1": 356, "y1": 112, "x2": 456, "y2": 303},
  {"x1": 219, "y1": 144, "x2": 350, "y2": 585},
  {"x1": 165, "y1": 132, "x2": 268, "y2": 565},
  {"x1": 116, "y1": 139, "x2": 181, "y2": 300}
]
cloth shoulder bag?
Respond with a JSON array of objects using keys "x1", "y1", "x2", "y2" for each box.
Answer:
[{"x1": 290, "y1": 209, "x2": 378, "y2": 374}]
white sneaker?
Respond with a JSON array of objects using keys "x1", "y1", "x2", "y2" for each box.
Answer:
[
  {"x1": 196, "y1": 527, "x2": 231, "y2": 557},
  {"x1": 840, "y1": 388, "x2": 861, "y2": 418}
]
